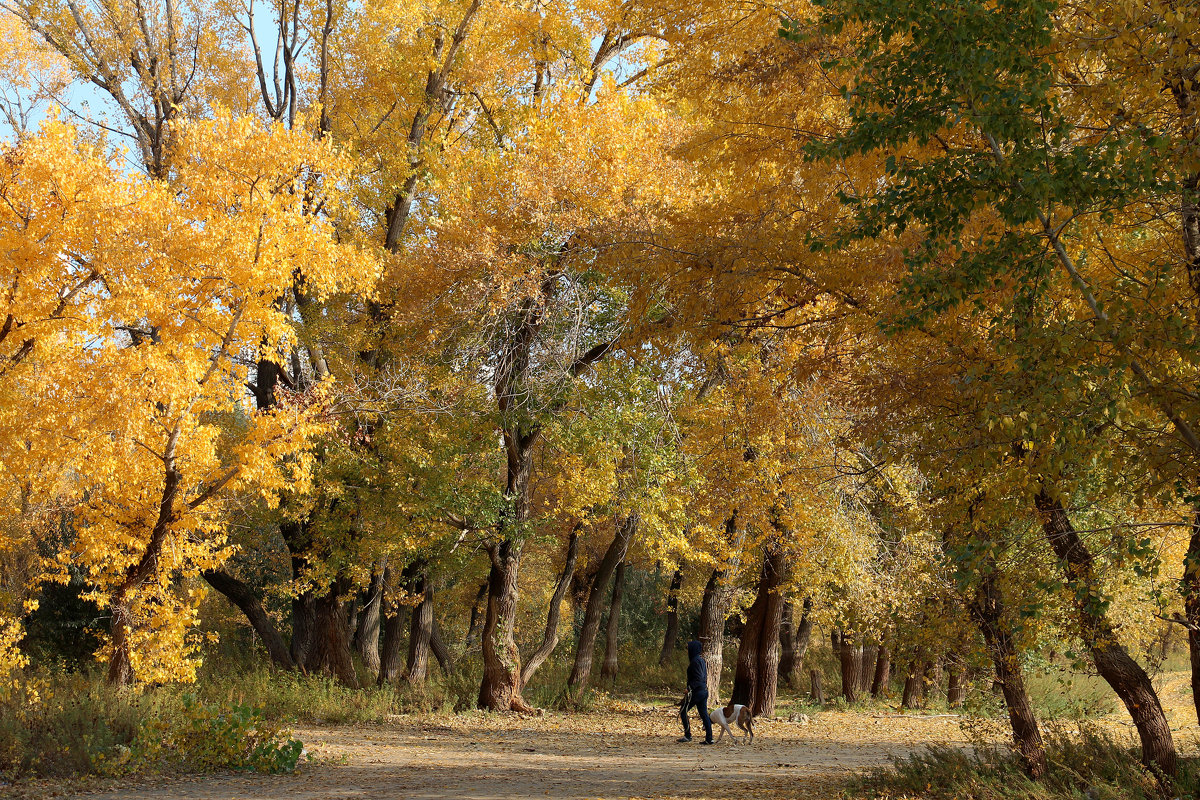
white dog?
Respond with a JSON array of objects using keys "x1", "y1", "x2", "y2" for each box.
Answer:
[{"x1": 709, "y1": 702, "x2": 755, "y2": 744}]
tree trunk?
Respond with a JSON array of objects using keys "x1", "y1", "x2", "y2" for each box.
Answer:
[
  {"x1": 353, "y1": 560, "x2": 386, "y2": 677},
  {"x1": 305, "y1": 574, "x2": 359, "y2": 689},
  {"x1": 901, "y1": 656, "x2": 925, "y2": 709},
  {"x1": 730, "y1": 542, "x2": 786, "y2": 716},
  {"x1": 107, "y1": 456, "x2": 181, "y2": 686},
  {"x1": 810, "y1": 669, "x2": 825, "y2": 705},
  {"x1": 378, "y1": 565, "x2": 409, "y2": 686},
  {"x1": 779, "y1": 599, "x2": 812, "y2": 689},
  {"x1": 600, "y1": 562, "x2": 627, "y2": 683},
  {"x1": 697, "y1": 513, "x2": 744, "y2": 704},
  {"x1": 926, "y1": 656, "x2": 944, "y2": 702},
  {"x1": 947, "y1": 664, "x2": 967, "y2": 708},
  {"x1": 520, "y1": 526, "x2": 580, "y2": 686},
  {"x1": 478, "y1": 538, "x2": 530, "y2": 711},
  {"x1": 405, "y1": 567, "x2": 433, "y2": 685},
  {"x1": 202, "y1": 568, "x2": 295, "y2": 669},
  {"x1": 567, "y1": 514, "x2": 638, "y2": 696},
  {"x1": 1036, "y1": 490, "x2": 1176, "y2": 778},
  {"x1": 658, "y1": 566, "x2": 684, "y2": 666},
  {"x1": 1184, "y1": 507, "x2": 1200, "y2": 728},
  {"x1": 464, "y1": 581, "x2": 488, "y2": 649},
  {"x1": 838, "y1": 633, "x2": 862, "y2": 703},
  {"x1": 871, "y1": 636, "x2": 892, "y2": 699},
  {"x1": 430, "y1": 618, "x2": 453, "y2": 675},
  {"x1": 966, "y1": 565, "x2": 1047, "y2": 779},
  {"x1": 860, "y1": 643, "x2": 877, "y2": 695}
]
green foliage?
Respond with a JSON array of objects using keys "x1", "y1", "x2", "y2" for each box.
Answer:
[
  {"x1": 135, "y1": 695, "x2": 303, "y2": 774},
  {"x1": 850, "y1": 725, "x2": 1200, "y2": 800},
  {"x1": 0, "y1": 672, "x2": 305, "y2": 780}
]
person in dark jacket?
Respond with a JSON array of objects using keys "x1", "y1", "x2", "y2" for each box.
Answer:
[{"x1": 678, "y1": 640, "x2": 713, "y2": 743}]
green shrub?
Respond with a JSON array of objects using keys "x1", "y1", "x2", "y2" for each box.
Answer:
[{"x1": 0, "y1": 672, "x2": 305, "y2": 781}]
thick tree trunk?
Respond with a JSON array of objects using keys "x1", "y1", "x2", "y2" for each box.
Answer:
[
  {"x1": 203, "y1": 569, "x2": 295, "y2": 669},
  {"x1": 600, "y1": 562, "x2": 627, "y2": 682},
  {"x1": 567, "y1": 515, "x2": 637, "y2": 696},
  {"x1": 730, "y1": 543, "x2": 786, "y2": 716},
  {"x1": 697, "y1": 513, "x2": 744, "y2": 703},
  {"x1": 1036, "y1": 491, "x2": 1176, "y2": 778},
  {"x1": 353, "y1": 561, "x2": 386, "y2": 677},
  {"x1": 478, "y1": 538, "x2": 530, "y2": 711},
  {"x1": 860, "y1": 643, "x2": 877, "y2": 695},
  {"x1": 947, "y1": 663, "x2": 967, "y2": 708},
  {"x1": 378, "y1": 565, "x2": 409, "y2": 686},
  {"x1": 779, "y1": 599, "x2": 812, "y2": 689},
  {"x1": 966, "y1": 566, "x2": 1046, "y2": 779},
  {"x1": 658, "y1": 566, "x2": 684, "y2": 666},
  {"x1": 871, "y1": 637, "x2": 892, "y2": 699},
  {"x1": 838, "y1": 633, "x2": 862, "y2": 704},
  {"x1": 405, "y1": 568, "x2": 433, "y2": 685},
  {"x1": 521, "y1": 527, "x2": 580, "y2": 686},
  {"x1": 305, "y1": 575, "x2": 359, "y2": 688},
  {"x1": 809, "y1": 669, "x2": 825, "y2": 704},
  {"x1": 1184, "y1": 507, "x2": 1200, "y2": 728},
  {"x1": 901, "y1": 656, "x2": 925, "y2": 709}
]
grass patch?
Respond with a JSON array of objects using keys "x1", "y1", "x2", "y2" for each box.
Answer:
[
  {"x1": 849, "y1": 724, "x2": 1200, "y2": 800},
  {"x1": 0, "y1": 671, "x2": 303, "y2": 780}
]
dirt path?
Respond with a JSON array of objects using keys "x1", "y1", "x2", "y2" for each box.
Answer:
[{"x1": 73, "y1": 709, "x2": 971, "y2": 800}]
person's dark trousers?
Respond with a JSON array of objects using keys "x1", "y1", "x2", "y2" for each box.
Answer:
[{"x1": 680, "y1": 688, "x2": 714, "y2": 742}]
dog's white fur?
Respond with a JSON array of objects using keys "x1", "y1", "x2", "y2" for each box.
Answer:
[{"x1": 709, "y1": 703, "x2": 754, "y2": 744}]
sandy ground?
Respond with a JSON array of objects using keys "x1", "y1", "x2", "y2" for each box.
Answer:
[{"x1": 66, "y1": 708, "x2": 973, "y2": 800}]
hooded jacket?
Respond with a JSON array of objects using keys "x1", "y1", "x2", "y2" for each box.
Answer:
[{"x1": 686, "y1": 640, "x2": 707, "y2": 693}]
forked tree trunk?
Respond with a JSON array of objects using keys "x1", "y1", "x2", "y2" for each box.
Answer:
[
  {"x1": 406, "y1": 568, "x2": 433, "y2": 685},
  {"x1": 478, "y1": 538, "x2": 530, "y2": 711},
  {"x1": 730, "y1": 543, "x2": 786, "y2": 716},
  {"x1": 966, "y1": 565, "x2": 1046, "y2": 779},
  {"x1": 658, "y1": 566, "x2": 684, "y2": 666},
  {"x1": 697, "y1": 513, "x2": 744, "y2": 703},
  {"x1": 203, "y1": 568, "x2": 295, "y2": 669},
  {"x1": 521, "y1": 527, "x2": 580, "y2": 686},
  {"x1": 871, "y1": 636, "x2": 892, "y2": 698},
  {"x1": 600, "y1": 562, "x2": 627, "y2": 682},
  {"x1": 1036, "y1": 490, "x2": 1176, "y2": 779},
  {"x1": 567, "y1": 515, "x2": 637, "y2": 697},
  {"x1": 353, "y1": 561, "x2": 386, "y2": 677}
]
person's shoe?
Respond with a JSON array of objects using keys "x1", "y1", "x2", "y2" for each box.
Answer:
[
  {"x1": 676, "y1": 736, "x2": 692, "y2": 743},
  {"x1": 701, "y1": 740, "x2": 714, "y2": 745}
]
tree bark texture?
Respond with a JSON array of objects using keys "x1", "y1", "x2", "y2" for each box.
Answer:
[
  {"x1": 353, "y1": 560, "x2": 386, "y2": 677},
  {"x1": 658, "y1": 566, "x2": 684, "y2": 666},
  {"x1": 1185, "y1": 507, "x2": 1200, "y2": 728},
  {"x1": 730, "y1": 543, "x2": 786, "y2": 716},
  {"x1": 405, "y1": 566, "x2": 433, "y2": 685},
  {"x1": 202, "y1": 568, "x2": 295, "y2": 669},
  {"x1": 521, "y1": 526, "x2": 580, "y2": 686},
  {"x1": 600, "y1": 561, "x2": 627, "y2": 682},
  {"x1": 810, "y1": 669, "x2": 825, "y2": 705},
  {"x1": 871, "y1": 636, "x2": 892, "y2": 698},
  {"x1": 966, "y1": 564, "x2": 1047, "y2": 779},
  {"x1": 837, "y1": 633, "x2": 863, "y2": 704},
  {"x1": 1036, "y1": 490, "x2": 1176, "y2": 778},
  {"x1": 697, "y1": 513, "x2": 744, "y2": 703},
  {"x1": 567, "y1": 515, "x2": 637, "y2": 696}
]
